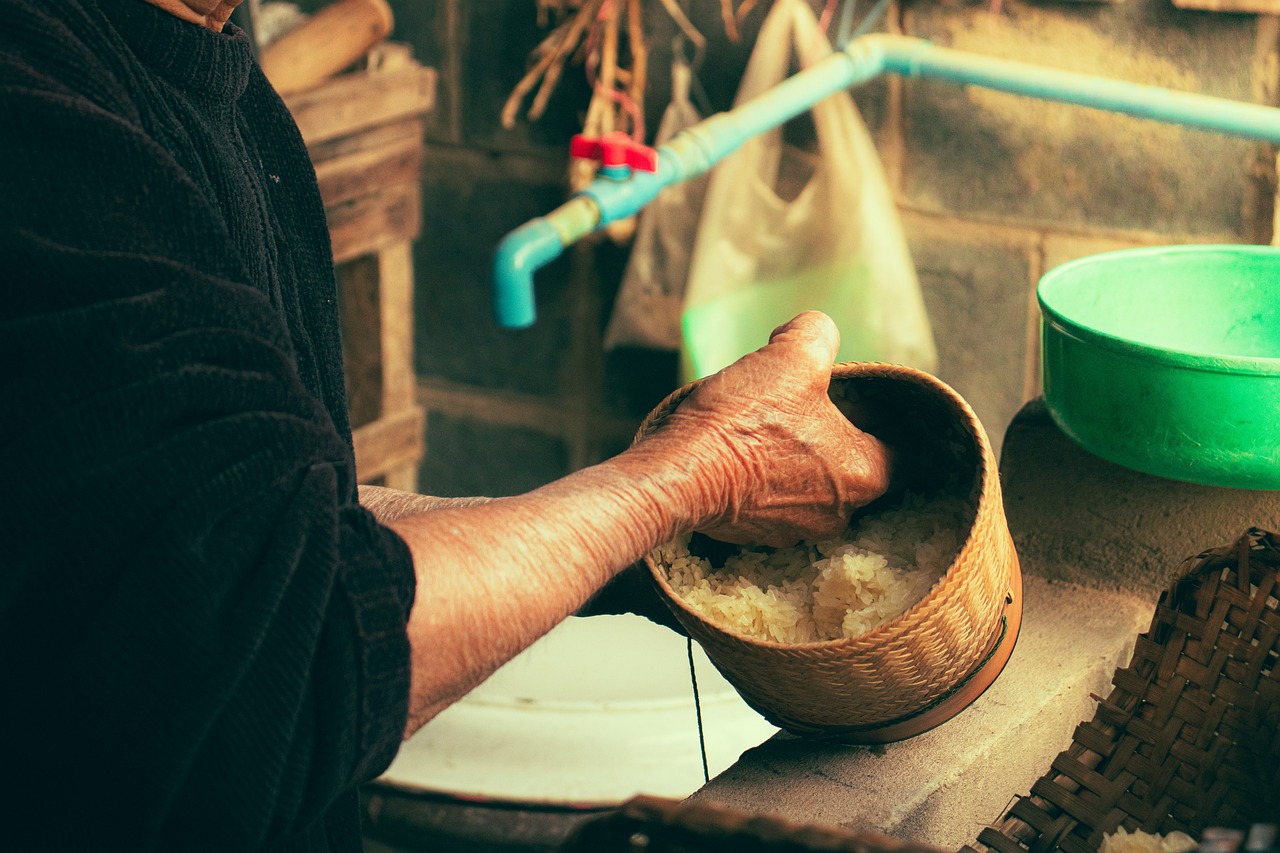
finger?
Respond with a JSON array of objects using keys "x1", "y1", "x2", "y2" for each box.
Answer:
[
  {"x1": 768, "y1": 311, "x2": 840, "y2": 365},
  {"x1": 851, "y1": 429, "x2": 894, "y2": 501}
]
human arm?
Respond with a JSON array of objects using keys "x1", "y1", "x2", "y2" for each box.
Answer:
[
  {"x1": 384, "y1": 312, "x2": 890, "y2": 735},
  {"x1": 358, "y1": 485, "x2": 494, "y2": 522},
  {"x1": 359, "y1": 487, "x2": 683, "y2": 631}
]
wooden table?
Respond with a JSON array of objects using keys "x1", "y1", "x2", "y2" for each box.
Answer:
[{"x1": 284, "y1": 45, "x2": 435, "y2": 491}]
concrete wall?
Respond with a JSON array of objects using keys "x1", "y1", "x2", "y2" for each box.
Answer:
[
  {"x1": 891, "y1": 0, "x2": 1274, "y2": 451},
  {"x1": 354, "y1": 0, "x2": 1278, "y2": 496}
]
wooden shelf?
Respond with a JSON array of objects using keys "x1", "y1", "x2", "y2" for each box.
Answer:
[{"x1": 285, "y1": 44, "x2": 435, "y2": 491}]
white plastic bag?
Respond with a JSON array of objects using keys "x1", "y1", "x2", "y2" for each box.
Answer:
[
  {"x1": 603, "y1": 55, "x2": 708, "y2": 351},
  {"x1": 679, "y1": 0, "x2": 936, "y2": 380}
]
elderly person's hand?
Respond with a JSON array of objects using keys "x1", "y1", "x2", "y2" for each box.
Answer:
[
  {"x1": 381, "y1": 311, "x2": 892, "y2": 732},
  {"x1": 640, "y1": 311, "x2": 891, "y2": 548}
]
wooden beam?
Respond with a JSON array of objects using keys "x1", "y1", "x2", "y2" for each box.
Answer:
[
  {"x1": 337, "y1": 254, "x2": 384, "y2": 429},
  {"x1": 314, "y1": 134, "x2": 424, "y2": 209},
  {"x1": 337, "y1": 242, "x2": 417, "y2": 426},
  {"x1": 377, "y1": 242, "x2": 417, "y2": 414},
  {"x1": 286, "y1": 64, "x2": 437, "y2": 148},
  {"x1": 383, "y1": 463, "x2": 419, "y2": 493},
  {"x1": 326, "y1": 180, "x2": 421, "y2": 264},
  {"x1": 353, "y1": 406, "x2": 425, "y2": 483},
  {"x1": 306, "y1": 117, "x2": 423, "y2": 164}
]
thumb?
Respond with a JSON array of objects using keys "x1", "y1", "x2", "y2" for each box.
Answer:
[{"x1": 768, "y1": 311, "x2": 841, "y2": 366}]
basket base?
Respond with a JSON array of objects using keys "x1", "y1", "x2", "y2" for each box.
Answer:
[{"x1": 814, "y1": 563, "x2": 1024, "y2": 745}]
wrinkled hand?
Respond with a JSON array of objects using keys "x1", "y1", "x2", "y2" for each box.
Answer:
[{"x1": 653, "y1": 311, "x2": 891, "y2": 548}]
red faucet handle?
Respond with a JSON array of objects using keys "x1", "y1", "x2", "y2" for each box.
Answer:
[{"x1": 569, "y1": 131, "x2": 659, "y2": 173}]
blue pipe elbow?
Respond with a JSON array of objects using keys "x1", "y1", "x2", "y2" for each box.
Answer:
[{"x1": 492, "y1": 218, "x2": 565, "y2": 328}]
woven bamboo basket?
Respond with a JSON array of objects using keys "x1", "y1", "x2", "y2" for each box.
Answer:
[
  {"x1": 964, "y1": 527, "x2": 1280, "y2": 853},
  {"x1": 637, "y1": 362, "x2": 1022, "y2": 743}
]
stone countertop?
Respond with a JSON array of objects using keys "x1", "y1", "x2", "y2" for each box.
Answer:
[{"x1": 688, "y1": 576, "x2": 1154, "y2": 850}]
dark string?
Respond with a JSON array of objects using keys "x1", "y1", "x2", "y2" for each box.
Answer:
[{"x1": 687, "y1": 637, "x2": 710, "y2": 784}]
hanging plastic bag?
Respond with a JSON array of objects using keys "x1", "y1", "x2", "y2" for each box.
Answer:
[
  {"x1": 679, "y1": 0, "x2": 936, "y2": 380},
  {"x1": 603, "y1": 54, "x2": 709, "y2": 351}
]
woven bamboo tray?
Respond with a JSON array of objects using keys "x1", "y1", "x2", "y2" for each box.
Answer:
[
  {"x1": 637, "y1": 362, "x2": 1022, "y2": 743},
  {"x1": 964, "y1": 528, "x2": 1280, "y2": 853}
]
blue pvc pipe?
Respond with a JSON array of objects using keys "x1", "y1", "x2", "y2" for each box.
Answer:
[
  {"x1": 493, "y1": 34, "x2": 1280, "y2": 328},
  {"x1": 879, "y1": 37, "x2": 1280, "y2": 144}
]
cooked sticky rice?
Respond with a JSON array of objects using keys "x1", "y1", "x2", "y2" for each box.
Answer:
[
  {"x1": 656, "y1": 495, "x2": 971, "y2": 643},
  {"x1": 1099, "y1": 828, "x2": 1196, "y2": 853}
]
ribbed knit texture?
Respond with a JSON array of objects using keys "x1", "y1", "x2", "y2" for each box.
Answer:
[{"x1": 0, "y1": 1, "x2": 417, "y2": 850}]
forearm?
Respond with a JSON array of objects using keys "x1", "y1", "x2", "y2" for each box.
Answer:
[
  {"x1": 387, "y1": 435, "x2": 724, "y2": 735},
  {"x1": 358, "y1": 485, "x2": 494, "y2": 523}
]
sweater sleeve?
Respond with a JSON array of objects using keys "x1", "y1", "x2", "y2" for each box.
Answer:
[{"x1": 0, "y1": 52, "x2": 416, "y2": 853}]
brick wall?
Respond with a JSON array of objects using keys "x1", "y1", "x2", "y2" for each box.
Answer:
[{"x1": 360, "y1": 0, "x2": 1277, "y2": 497}]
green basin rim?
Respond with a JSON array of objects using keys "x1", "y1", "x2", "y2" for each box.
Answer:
[{"x1": 1038, "y1": 245, "x2": 1280, "y2": 377}]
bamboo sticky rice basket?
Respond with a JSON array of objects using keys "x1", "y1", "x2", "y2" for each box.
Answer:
[{"x1": 637, "y1": 362, "x2": 1023, "y2": 743}]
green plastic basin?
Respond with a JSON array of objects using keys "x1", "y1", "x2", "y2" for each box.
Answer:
[{"x1": 1038, "y1": 244, "x2": 1280, "y2": 490}]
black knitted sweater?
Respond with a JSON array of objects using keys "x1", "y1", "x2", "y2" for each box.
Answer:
[{"x1": 0, "y1": 1, "x2": 416, "y2": 850}]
